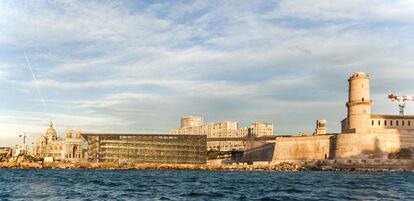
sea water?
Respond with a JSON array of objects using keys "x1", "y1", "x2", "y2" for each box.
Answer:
[{"x1": 0, "y1": 169, "x2": 413, "y2": 200}]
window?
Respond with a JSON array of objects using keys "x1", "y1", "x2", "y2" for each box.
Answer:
[
  {"x1": 362, "y1": 98, "x2": 365, "y2": 101},
  {"x1": 409, "y1": 121, "x2": 411, "y2": 126},
  {"x1": 378, "y1": 120, "x2": 381, "y2": 126},
  {"x1": 396, "y1": 121, "x2": 399, "y2": 126},
  {"x1": 384, "y1": 120, "x2": 387, "y2": 126},
  {"x1": 390, "y1": 121, "x2": 393, "y2": 126},
  {"x1": 403, "y1": 121, "x2": 405, "y2": 126},
  {"x1": 372, "y1": 120, "x2": 374, "y2": 126}
]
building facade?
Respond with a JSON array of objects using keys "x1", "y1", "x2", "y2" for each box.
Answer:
[
  {"x1": 170, "y1": 116, "x2": 274, "y2": 151},
  {"x1": 82, "y1": 133, "x2": 207, "y2": 164},
  {"x1": 31, "y1": 122, "x2": 84, "y2": 162},
  {"x1": 181, "y1": 116, "x2": 204, "y2": 128},
  {"x1": 250, "y1": 123, "x2": 274, "y2": 137}
]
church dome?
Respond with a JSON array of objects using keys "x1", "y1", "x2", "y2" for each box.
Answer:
[{"x1": 46, "y1": 122, "x2": 58, "y2": 141}]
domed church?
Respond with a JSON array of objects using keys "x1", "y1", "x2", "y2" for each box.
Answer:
[{"x1": 32, "y1": 122, "x2": 84, "y2": 162}]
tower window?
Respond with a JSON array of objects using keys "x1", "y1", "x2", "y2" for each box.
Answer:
[
  {"x1": 409, "y1": 121, "x2": 411, "y2": 126},
  {"x1": 372, "y1": 120, "x2": 374, "y2": 126},
  {"x1": 362, "y1": 98, "x2": 365, "y2": 101},
  {"x1": 396, "y1": 121, "x2": 399, "y2": 126},
  {"x1": 390, "y1": 121, "x2": 393, "y2": 126},
  {"x1": 403, "y1": 121, "x2": 405, "y2": 126},
  {"x1": 385, "y1": 120, "x2": 387, "y2": 126},
  {"x1": 378, "y1": 120, "x2": 381, "y2": 126}
]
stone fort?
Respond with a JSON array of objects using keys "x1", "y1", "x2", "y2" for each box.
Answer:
[{"x1": 272, "y1": 71, "x2": 414, "y2": 162}]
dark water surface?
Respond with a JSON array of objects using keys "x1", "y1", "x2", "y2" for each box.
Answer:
[{"x1": 0, "y1": 169, "x2": 413, "y2": 201}]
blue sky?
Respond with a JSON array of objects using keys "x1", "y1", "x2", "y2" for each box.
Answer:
[{"x1": 1, "y1": 0, "x2": 414, "y2": 146}]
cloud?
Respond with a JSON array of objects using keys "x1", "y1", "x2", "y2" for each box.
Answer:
[
  {"x1": 1, "y1": 0, "x2": 414, "y2": 146},
  {"x1": 271, "y1": 0, "x2": 414, "y2": 23}
]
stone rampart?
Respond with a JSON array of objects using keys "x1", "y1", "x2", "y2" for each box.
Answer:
[
  {"x1": 335, "y1": 129, "x2": 414, "y2": 159},
  {"x1": 242, "y1": 141, "x2": 275, "y2": 163},
  {"x1": 272, "y1": 135, "x2": 333, "y2": 162}
]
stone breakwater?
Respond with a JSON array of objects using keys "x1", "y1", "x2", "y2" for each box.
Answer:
[{"x1": 0, "y1": 162, "x2": 303, "y2": 171}]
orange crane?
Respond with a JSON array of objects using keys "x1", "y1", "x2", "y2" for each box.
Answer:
[{"x1": 388, "y1": 93, "x2": 414, "y2": 115}]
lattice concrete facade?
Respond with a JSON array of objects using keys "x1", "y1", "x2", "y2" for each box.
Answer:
[{"x1": 82, "y1": 134, "x2": 207, "y2": 164}]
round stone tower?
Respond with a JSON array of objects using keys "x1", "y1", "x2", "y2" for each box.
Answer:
[{"x1": 346, "y1": 71, "x2": 372, "y2": 132}]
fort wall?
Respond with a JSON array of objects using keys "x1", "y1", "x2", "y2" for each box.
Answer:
[
  {"x1": 242, "y1": 141, "x2": 275, "y2": 163},
  {"x1": 335, "y1": 129, "x2": 414, "y2": 159},
  {"x1": 272, "y1": 135, "x2": 333, "y2": 162},
  {"x1": 335, "y1": 131, "x2": 400, "y2": 159}
]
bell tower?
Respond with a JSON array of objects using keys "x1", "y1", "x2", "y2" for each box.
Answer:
[{"x1": 346, "y1": 71, "x2": 372, "y2": 132}]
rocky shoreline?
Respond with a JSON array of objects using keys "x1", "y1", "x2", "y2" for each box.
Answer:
[
  {"x1": 0, "y1": 162, "x2": 303, "y2": 171},
  {"x1": 2, "y1": 161, "x2": 414, "y2": 172}
]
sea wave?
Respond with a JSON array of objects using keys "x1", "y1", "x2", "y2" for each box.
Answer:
[{"x1": 0, "y1": 169, "x2": 413, "y2": 200}]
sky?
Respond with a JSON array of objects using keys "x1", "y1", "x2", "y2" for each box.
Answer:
[{"x1": 1, "y1": 0, "x2": 414, "y2": 146}]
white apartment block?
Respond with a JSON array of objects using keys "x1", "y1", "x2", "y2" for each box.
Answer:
[{"x1": 170, "y1": 116, "x2": 274, "y2": 151}]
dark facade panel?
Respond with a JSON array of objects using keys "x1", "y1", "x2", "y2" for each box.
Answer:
[{"x1": 82, "y1": 134, "x2": 207, "y2": 164}]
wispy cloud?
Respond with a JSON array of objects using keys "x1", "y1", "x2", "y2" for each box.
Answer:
[{"x1": 1, "y1": 0, "x2": 414, "y2": 145}]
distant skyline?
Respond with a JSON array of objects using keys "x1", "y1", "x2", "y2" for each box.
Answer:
[{"x1": 1, "y1": 0, "x2": 414, "y2": 146}]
